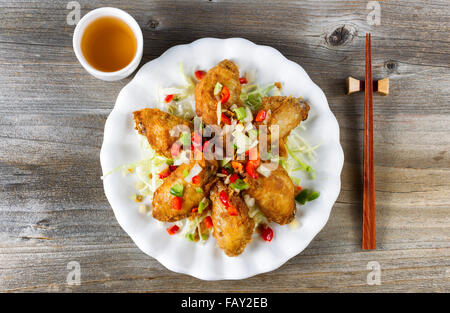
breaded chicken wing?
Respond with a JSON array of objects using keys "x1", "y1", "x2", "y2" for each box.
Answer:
[
  {"x1": 210, "y1": 182, "x2": 254, "y2": 257},
  {"x1": 133, "y1": 108, "x2": 193, "y2": 159},
  {"x1": 195, "y1": 59, "x2": 242, "y2": 125},
  {"x1": 152, "y1": 158, "x2": 217, "y2": 222},
  {"x1": 245, "y1": 165, "x2": 296, "y2": 225},
  {"x1": 259, "y1": 96, "x2": 310, "y2": 139}
]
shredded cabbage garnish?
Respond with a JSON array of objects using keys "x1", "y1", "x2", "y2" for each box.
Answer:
[
  {"x1": 102, "y1": 135, "x2": 169, "y2": 200},
  {"x1": 158, "y1": 63, "x2": 196, "y2": 120},
  {"x1": 281, "y1": 127, "x2": 320, "y2": 181}
]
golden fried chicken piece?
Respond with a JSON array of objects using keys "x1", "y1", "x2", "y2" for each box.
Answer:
[
  {"x1": 259, "y1": 96, "x2": 310, "y2": 139},
  {"x1": 195, "y1": 59, "x2": 242, "y2": 125},
  {"x1": 245, "y1": 165, "x2": 296, "y2": 225},
  {"x1": 152, "y1": 158, "x2": 217, "y2": 222},
  {"x1": 133, "y1": 108, "x2": 193, "y2": 159},
  {"x1": 210, "y1": 181, "x2": 254, "y2": 257}
]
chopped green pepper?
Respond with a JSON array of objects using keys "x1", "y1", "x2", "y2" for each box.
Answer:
[
  {"x1": 234, "y1": 107, "x2": 247, "y2": 121},
  {"x1": 170, "y1": 184, "x2": 184, "y2": 197}
]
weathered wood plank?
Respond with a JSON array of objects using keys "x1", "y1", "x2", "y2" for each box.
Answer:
[{"x1": 0, "y1": 0, "x2": 449, "y2": 292}]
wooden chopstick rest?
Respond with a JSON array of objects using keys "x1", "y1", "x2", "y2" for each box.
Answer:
[{"x1": 346, "y1": 76, "x2": 389, "y2": 95}]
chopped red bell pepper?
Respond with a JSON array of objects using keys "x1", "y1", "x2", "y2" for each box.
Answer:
[
  {"x1": 220, "y1": 86, "x2": 230, "y2": 104},
  {"x1": 171, "y1": 142, "x2": 181, "y2": 157},
  {"x1": 261, "y1": 226, "x2": 273, "y2": 242},
  {"x1": 295, "y1": 185, "x2": 303, "y2": 193},
  {"x1": 255, "y1": 110, "x2": 267, "y2": 122},
  {"x1": 159, "y1": 169, "x2": 171, "y2": 179},
  {"x1": 229, "y1": 173, "x2": 239, "y2": 183},
  {"x1": 166, "y1": 225, "x2": 179, "y2": 235},
  {"x1": 165, "y1": 94, "x2": 174, "y2": 103},
  {"x1": 169, "y1": 165, "x2": 178, "y2": 172},
  {"x1": 239, "y1": 77, "x2": 248, "y2": 84},
  {"x1": 246, "y1": 160, "x2": 258, "y2": 179},
  {"x1": 204, "y1": 216, "x2": 213, "y2": 229},
  {"x1": 191, "y1": 132, "x2": 202, "y2": 148},
  {"x1": 219, "y1": 190, "x2": 231, "y2": 207},
  {"x1": 247, "y1": 147, "x2": 260, "y2": 165},
  {"x1": 202, "y1": 140, "x2": 210, "y2": 153},
  {"x1": 192, "y1": 175, "x2": 200, "y2": 185},
  {"x1": 192, "y1": 207, "x2": 198, "y2": 213},
  {"x1": 221, "y1": 113, "x2": 231, "y2": 125},
  {"x1": 195, "y1": 70, "x2": 206, "y2": 80},
  {"x1": 171, "y1": 196, "x2": 182, "y2": 210}
]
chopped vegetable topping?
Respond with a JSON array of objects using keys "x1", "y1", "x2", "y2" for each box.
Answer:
[
  {"x1": 219, "y1": 190, "x2": 231, "y2": 207},
  {"x1": 191, "y1": 132, "x2": 202, "y2": 150},
  {"x1": 198, "y1": 198, "x2": 209, "y2": 213},
  {"x1": 195, "y1": 187, "x2": 204, "y2": 193},
  {"x1": 261, "y1": 226, "x2": 273, "y2": 242},
  {"x1": 169, "y1": 165, "x2": 178, "y2": 172},
  {"x1": 234, "y1": 107, "x2": 247, "y2": 121},
  {"x1": 246, "y1": 161, "x2": 259, "y2": 179},
  {"x1": 170, "y1": 184, "x2": 184, "y2": 197},
  {"x1": 167, "y1": 225, "x2": 179, "y2": 235},
  {"x1": 192, "y1": 175, "x2": 200, "y2": 185},
  {"x1": 230, "y1": 179, "x2": 249, "y2": 190},
  {"x1": 214, "y1": 82, "x2": 223, "y2": 96},
  {"x1": 171, "y1": 196, "x2": 182, "y2": 210},
  {"x1": 240, "y1": 83, "x2": 275, "y2": 111},
  {"x1": 221, "y1": 113, "x2": 231, "y2": 125},
  {"x1": 182, "y1": 168, "x2": 189, "y2": 177},
  {"x1": 164, "y1": 94, "x2": 174, "y2": 103},
  {"x1": 202, "y1": 140, "x2": 210, "y2": 153},
  {"x1": 229, "y1": 173, "x2": 239, "y2": 183},
  {"x1": 192, "y1": 207, "x2": 198, "y2": 213},
  {"x1": 195, "y1": 70, "x2": 206, "y2": 80},
  {"x1": 159, "y1": 169, "x2": 171, "y2": 179},
  {"x1": 255, "y1": 110, "x2": 267, "y2": 122},
  {"x1": 239, "y1": 77, "x2": 248, "y2": 84},
  {"x1": 295, "y1": 189, "x2": 320, "y2": 205},
  {"x1": 179, "y1": 132, "x2": 191, "y2": 146},
  {"x1": 204, "y1": 216, "x2": 213, "y2": 229},
  {"x1": 220, "y1": 85, "x2": 230, "y2": 104},
  {"x1": 231, "y1": 161, "x2": 244, "y2": 173}
]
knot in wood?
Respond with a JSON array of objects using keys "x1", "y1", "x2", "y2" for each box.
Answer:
[
  {"x1": 146, "y1": 19, "x2": 159, "y2": 29},
  {"x1": 327, "y1": 26, "x2": 351, "y2": 46}
]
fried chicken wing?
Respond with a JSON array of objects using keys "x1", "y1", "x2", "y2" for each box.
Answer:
[
  {"x1": 245, "y1": 165, "x2": 296, "y2": 225},
  {"x1": 133, "y1": 108, "x2": 193, "y2": 159},
  {"x1": 210, "y1": 182, "x2": 254, "y2": 257},
  {"x1": 260, "y1": 96, "x2": 310, "y2": 139},
  {"x1": 195, "y1": 59, "x2": 242, "y2": 125},
  {"x1": 152, "y1": 158, "x2": 217, "y2": 222}
]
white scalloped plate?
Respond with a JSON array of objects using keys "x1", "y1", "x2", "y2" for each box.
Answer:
[{"x1": 100, "y1": 38, "x2": 344, "y2": 280}]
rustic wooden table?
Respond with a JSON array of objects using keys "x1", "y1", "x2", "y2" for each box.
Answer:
[{"x1": 0, "y1": 0, "x2": 449, "y2": 292}]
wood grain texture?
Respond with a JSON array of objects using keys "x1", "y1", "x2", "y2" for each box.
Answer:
[{"x1": 0, "y1": 0, "x2": 449, "y2": 292}]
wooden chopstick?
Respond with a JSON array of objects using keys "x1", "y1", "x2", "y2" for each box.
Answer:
[{"x1": 362, "y1": 33, "x2": 376, "y2": 250}]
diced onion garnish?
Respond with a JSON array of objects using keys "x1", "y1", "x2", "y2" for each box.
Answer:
[
  {"x1": 257, "y1": 163, "x2": 273, "y2": 177},
  {"x1": 184, "y1": 163, "x2": 202, "y2": 183},
  {"x1": 214, "y1": 82, "x2": 223, "y2": 96}
]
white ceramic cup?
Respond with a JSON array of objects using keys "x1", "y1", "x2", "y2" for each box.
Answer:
[{"x1": 73, "y1": 7, "x2": 143, "y2": 81}]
